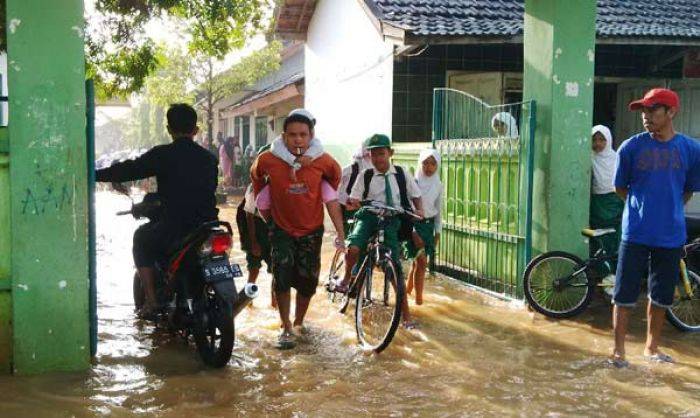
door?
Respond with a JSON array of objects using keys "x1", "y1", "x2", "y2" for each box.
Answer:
[{"x1": 448, "y1": 72, "x2": 502, "y2": 106}]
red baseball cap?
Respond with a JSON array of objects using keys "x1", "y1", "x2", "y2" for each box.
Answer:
[{"x1": 628, "y1": 88, "x2": 680, "y2": 111}]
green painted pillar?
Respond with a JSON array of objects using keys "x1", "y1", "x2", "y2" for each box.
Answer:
[
  {"x1": 6, "y1": 0, "x2": 90, "y2": 373},
  {"x1": 523, "y1": 0, "x2": 596, "y2": 257},
  {"x1": 0, "y1": 128, "x2": 11, "y2": 373}
]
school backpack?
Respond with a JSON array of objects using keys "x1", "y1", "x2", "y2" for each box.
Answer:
[{"x1": 346, "y1": 162, "x2": 360, "y2": 195}]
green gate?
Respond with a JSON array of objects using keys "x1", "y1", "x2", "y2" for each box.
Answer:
[{"x1": 432, "y1": 89, "x2": 536, "y2": 299}]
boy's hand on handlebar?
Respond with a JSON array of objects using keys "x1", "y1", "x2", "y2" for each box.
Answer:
[
  {"x1": 413, "y1": 209, "x2": 424, "y2": 219},
  {"x1": 346, "y1": 198, "x2": 360, "y2": 211}
]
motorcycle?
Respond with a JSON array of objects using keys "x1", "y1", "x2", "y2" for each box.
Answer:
[{"x1": 116, "y1": 188, "x2": 259, "y2": 368}]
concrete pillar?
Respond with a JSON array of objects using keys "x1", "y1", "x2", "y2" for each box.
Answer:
[
  {"x1": 523, "y1": 0, "x2": 597, "y2": 257},
  {"x1": 0, "y1": 128, "x2": 10, "y2": 372},
  {"x1": 6, "y1": 0, "x2": 90, "y2": 373}
]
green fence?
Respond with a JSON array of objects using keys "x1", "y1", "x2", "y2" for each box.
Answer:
[{"x1": 431, "y1": 89, "x2": 535, "y2": 299}]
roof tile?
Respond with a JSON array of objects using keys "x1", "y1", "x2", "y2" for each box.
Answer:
[{"x1": 367, "y1": 0, "x2": 700, "y2": 39}]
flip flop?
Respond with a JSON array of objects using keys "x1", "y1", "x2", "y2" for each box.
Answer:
[
  {"x1": 402, "y1": 320, "x2": 419, "y2": 330},
  {"x1": 645, "y1": 353, "x2": 674, "y2": 364},
  {"x1": 137, "y1": 304, "x2": 162, "y2": 321},
  {"x1": 276, "y1": 330, "x2": 297, "y2": 350},
  {"x1": 605, "y1": 357, "x2": 629, "y2": 369},
  {"x1": 332, "y1": 280, "x2": 350, "y2": 294}
]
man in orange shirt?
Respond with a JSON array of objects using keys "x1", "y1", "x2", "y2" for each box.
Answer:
[{"x1": 252, "y1": 111, "x2": 344, "y2": 348}]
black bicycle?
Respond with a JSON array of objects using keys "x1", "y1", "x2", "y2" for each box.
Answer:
[
  {"x1": 523, "y1": 228, "x2": 700, "y2": 332},
  {"x1": 326, "y1": 201, "x2": 420, "y2": 353}
]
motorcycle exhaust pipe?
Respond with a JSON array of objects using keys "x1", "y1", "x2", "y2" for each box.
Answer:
[{"x1": 232, "y1": 283, "x2": 260, "y2": 318}]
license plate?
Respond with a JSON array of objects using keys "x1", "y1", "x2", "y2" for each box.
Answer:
[{"x1": 202, "y1": 260, "x2": 243, "y2": 283}]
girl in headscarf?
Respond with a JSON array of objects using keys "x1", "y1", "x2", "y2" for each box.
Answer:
[
  {"x1": 406, "y1": 148, "x2": 443, "y2": 307},
  {"x1": 491, "y1": 112, "x2": 519, "y2": 138},
  {"x1": 590, "y1": 125, "x2": 624, "y2": 269}
]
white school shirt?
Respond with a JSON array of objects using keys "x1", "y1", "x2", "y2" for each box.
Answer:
[
  {"x1": 338, "y1": 160, "x2": 373, "y2": 205},
  {"x1": 419, "y1": 182, "x2": 443, "y2": 232},
  {"x1": 349, "y1": 165, "x2": 421, "y2": 207}
]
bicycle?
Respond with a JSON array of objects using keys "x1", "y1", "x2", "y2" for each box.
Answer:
[
  {"x1": 523, "y1": 228, "x2": 700, "y2": 332},
  {"x1": 326, "y1": 201, "x2": 421, "y2": 353}
]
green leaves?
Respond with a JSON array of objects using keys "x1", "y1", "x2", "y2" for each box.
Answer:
[{"x1": 87, "y1": 0, "x2": 271, "y2": 98}]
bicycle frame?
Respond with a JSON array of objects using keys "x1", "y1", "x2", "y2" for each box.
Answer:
[{"x1": 554, "y1": 245, "x2": 617, "y2": 289}]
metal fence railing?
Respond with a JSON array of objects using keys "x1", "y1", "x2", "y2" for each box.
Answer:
[{"x1": 431, "y1": 88, "x2": 535, "y2": 299}]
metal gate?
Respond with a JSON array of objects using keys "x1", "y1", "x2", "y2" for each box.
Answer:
[{"x1": 432, "y1": 88, "x2": 535, "y2": 299}]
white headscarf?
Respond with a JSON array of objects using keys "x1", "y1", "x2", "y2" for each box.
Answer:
[
  {"x1": 352, "y1": 143, "x2": 373, "y2": 171},
  {"x1": 491, "y1": 112, "x2": 519, "y2": 138},
  {"x1": 417, "y1": 148, "x2": 443, "y2": 229},
  {"x1": 591, "y1": 125, "x2": 616, "y2": 195},
  {"x1": 416, "y1": 148, "x2": 441, "y2": 194}
]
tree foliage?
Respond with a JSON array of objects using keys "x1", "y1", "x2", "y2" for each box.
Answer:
[
  {"x1": 138, "y1": 40, "x2": 281, "y2": 145},
  {"x1": 86, "y1": 0, "x2": 270, "y2": 99}
]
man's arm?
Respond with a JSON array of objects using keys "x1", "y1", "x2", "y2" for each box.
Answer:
[
  {"x1": 96, "y1": 149, "x2": 158, "y2": 183},
  {"x1": 615, "y1": 187, "x2": 628, "y2": 201},
  {"x1": 325, "y1": 200, "x2": 346, "y2": 249},
  {"x1": 613, "y1": 140, "x2": 632, "y2": 202},
  {"x1": 322, "y1": 156, "x2": 342, "y2": 190},
  {"x1": 250, "y1": 153, "x2": 267, "y2": 195}
]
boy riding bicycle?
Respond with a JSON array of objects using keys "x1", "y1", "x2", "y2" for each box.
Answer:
[{"x1": 334, "y1": 134, "x2": 424, "y2": 328}]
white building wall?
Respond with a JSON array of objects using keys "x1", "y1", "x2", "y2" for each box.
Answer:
[
  {"x1": 1, "y1": 54, "x2": 8, "y2": 126},
  {"x1": 305, "y1": 0, "x2": 394, "y2": 164}
]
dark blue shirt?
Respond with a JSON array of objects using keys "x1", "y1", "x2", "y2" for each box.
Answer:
[{"x1": 614, "y1": 132, "x2": 700, "y2": 248}]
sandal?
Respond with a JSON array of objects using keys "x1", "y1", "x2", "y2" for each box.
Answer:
[
  {"x1": 645, "y1": 353, "x2": 674, "y2": 364},
  {"x1": 137, "y1": 303, "x2": 162, "y2": 321},
  {"x1": 277, "y1": 330, "x2": 297, "y2": 350},
  {"x1": 605, "y1": 355, "x2": 629, "y2": 369},
  {"x1": 402, "y1": 320, "x2": 419, "y2": 330},
  {"x1": 332, "y1": 280, "x2": 350, "y2": 294}
]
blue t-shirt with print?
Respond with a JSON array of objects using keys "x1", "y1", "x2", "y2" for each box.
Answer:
[{"x1": 614, "y1": 132, "x2": 700, "y2": 248}]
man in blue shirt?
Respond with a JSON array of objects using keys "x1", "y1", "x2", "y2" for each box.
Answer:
[{"x1": 612, "y1": 88, "x2": 700, "y2": 367}]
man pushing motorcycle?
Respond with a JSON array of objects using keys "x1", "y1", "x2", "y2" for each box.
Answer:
[{"x1": 96, "y1": 103, "x2": 219, "y2": 318}]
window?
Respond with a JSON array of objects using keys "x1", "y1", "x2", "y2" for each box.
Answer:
[
  {"x1": 255, "y1": 116, "x2": 268, "y2": 148},
  {"x1": 241, "y1": 117, "x2": 250, "y2": 150}
]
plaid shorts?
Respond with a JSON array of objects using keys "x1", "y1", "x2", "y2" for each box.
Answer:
[{"x1": 270, "y1": 223, "x2": 324, "y2": 297}]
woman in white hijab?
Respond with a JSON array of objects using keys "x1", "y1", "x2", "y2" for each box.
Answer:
[
  {"x1": 590, "y1": 125, "x2": 624, "y2": 273},
  {"x1": 491, "y1": 112, "x2": 519, "y2": 138},
  {"x1": 406, "y1": 148, "x2": 443, "y2": 306}
]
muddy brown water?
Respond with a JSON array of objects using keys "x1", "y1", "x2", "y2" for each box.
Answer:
[{"x1": 0, "y1": 192, "x2": 698, "y2": 417}]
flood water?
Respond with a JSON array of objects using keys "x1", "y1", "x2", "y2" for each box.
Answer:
[{"x1": 0, "y1": 191, "x2": 699, "y2": 417}]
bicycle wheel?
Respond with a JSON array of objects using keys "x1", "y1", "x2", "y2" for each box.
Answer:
[
  {"x1": 666, "y1": 268, "x2": 700, "y2": 332},
  {"x1": 523, "y1": 251, "x2": 593, "y2": 318},
  {"x1": 326, "y1": 249, "x2": 345, "y2": 305},
  {"x1": 355, "y1": 257, "x2": 403, "y2": 353}
]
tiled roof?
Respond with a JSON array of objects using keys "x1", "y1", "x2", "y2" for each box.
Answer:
[{"x1": 365, "y1": 0, "x2": 700, "y2": 39}]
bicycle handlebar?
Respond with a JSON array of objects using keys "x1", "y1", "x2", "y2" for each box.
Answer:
[
  {"x1": 360, "y1": 200, "x2": 423, "y2": 220},
  {"x1": 116, "y1": 210, "x2": 132, "y2": 216}
]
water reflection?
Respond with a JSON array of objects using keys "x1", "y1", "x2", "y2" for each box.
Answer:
[{"x1": 0, "y1": 191, "x2": 697, "y2": 417}]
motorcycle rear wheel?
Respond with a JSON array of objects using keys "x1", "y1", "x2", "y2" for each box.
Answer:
[{"x1": 193, "y1": 287, "x2": 234, "y2": 368}]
